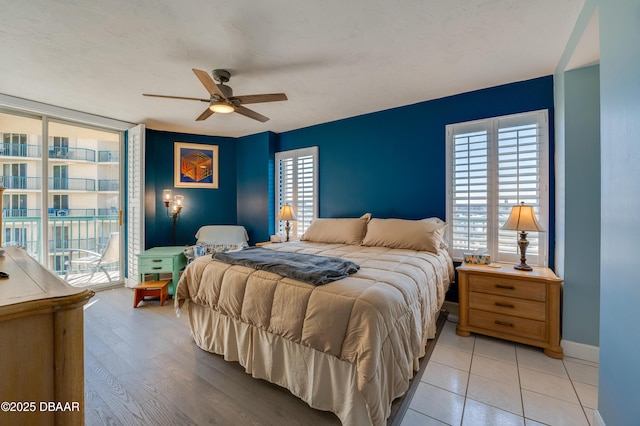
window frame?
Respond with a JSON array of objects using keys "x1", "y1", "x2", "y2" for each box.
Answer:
[
  {"x1": 274, "y1": 146, "x2": 318, "y2": 239},
  {"x1": 445, "y1": 110, "x2": 549, "y2": 266}
]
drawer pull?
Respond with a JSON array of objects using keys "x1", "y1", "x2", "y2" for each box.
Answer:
[
  {"x1": 152, "y1": 259, "x2": 162, "y2": 262},
  {"x1": 152, "y1": 267, "x2": 162, "y2": 270},
  {"x1": 495, "y1": 284, "x2": 515, "y2": 290},
  {"x1": 495, "y1": 302, "x2": 515, "y2": 308},
  {"x1": 495, "y1": 320, "x2": 515, "y2": 327}
]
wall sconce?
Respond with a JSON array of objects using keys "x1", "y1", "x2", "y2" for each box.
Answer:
[{"x1": 163, "y1": 189, "x2": 184, "y2": 245}]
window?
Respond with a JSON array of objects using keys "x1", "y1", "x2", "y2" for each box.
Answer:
[
  {"x1": 3, "y1": 193, "x2": 27, "y2": 217},
  {"x1": 53, "y1": 225, "x2": 70, "y2": 249},
  {"x1": 275, "y1": 147, "x2": 318, "y2": 239},
  {"x1": 5, "y1": 227, "x2": 27, "y2": 246},
  {"x1": 446, "y1": 110, "x2": 549, "y2": 266},
  {"x1": 51, "y1": 136, "x2": 69, "y2": 158},
  {"x1": 2, "y1": 133, "x2": 27, "y2": 156},
  {"x1": 53, "y1": 194, "x2": 69, "y2": 210},
  {"x1": 2, "y1": 163, "x2": 27, "y2": 189},
  {"x1": 52, "y1": 165, "x2": 68, "y2": 190}
]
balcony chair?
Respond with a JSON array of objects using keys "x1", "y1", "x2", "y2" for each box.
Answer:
[{"x1": 64, "y1": 232, "x2": 119, "y2": 283}]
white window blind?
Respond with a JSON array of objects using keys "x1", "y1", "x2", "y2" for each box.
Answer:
[
  {"x1": 126, "y1": 124, "x2": 144, "y2": 288},
  {"x1": 446, "y1": 110, "x2": 548, "y2": 265},
  {"x1": 275, "y1": 147, "x2": 318, "y2": 239}
]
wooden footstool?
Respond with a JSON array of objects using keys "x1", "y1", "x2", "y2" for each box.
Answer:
[{"x1": 133, "y1": 280, "x2": 171, "y2": 308}]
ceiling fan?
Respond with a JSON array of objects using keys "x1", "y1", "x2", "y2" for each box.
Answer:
[{"x1": 143, "y1": 69, "x2": 287, "y2": 122}]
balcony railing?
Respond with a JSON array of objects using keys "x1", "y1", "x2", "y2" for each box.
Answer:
[
  {"x1": 97, "y1": 207, "x2": 119, "y2": 216},
  {"x1": 1, "y1": 177, "x2": 99, "y2": 191},
  {"x1": 3, "y1": 215, "x2": 119, "y2": 275},
  {"x1": 0, "y1": 143, "x2": 110, "y2": 163},
  {"x1": 48, "y1": 177, "x2": 96, "y2": 191},
  {"x1": 98, "y1": 179, "x2": 119, "y2": 191},
  {"x1": 0, "y1": 175, "x2": 42, "y2": 190},
  {"x1": 0, "y1": 142, "x2": 41, "y2": 158},
  {"x1": 47, "y1": 208, "x2": 97, "y2": 216},
  {"x1": 2, "y1": 208, "x2": 40, "y2": 217},
  {"x1": 1, "y1": 208, "x2": 108, "y2": 218},
  {"x1": 48, "y1": 146, "x2": 96, "y2": 162},
  {"x1": 98, "y1": 151, "x2": 119, "y2": 162}
]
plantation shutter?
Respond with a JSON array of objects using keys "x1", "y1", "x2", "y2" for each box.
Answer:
[
  {"x1": 447, "y1": 124, "x2": 492, "y2": 260},
  {"x1": 446, "y1": 110, "x2": 548, "y2": 265},
  {"x1": 275, "y1": 147, "x2": 318, "y2": 239},
  {"x1": 126, "y1": 124, "x2": 145, "y2": 287},
  {"x1": 495, "y1": 112, "x2": 548, "y2": 265}
]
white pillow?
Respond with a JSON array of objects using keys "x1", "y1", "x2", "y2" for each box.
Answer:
[{"x1": 195, "y1": 225, "x2": 249, "y2": 244}]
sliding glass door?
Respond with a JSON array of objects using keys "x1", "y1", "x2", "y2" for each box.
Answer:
[{"x1": 0, "y1": 108, "x2": 124, "y2": 289}]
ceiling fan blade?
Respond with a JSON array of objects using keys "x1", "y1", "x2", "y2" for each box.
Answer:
[
  {"x1": 143, "y1": 93, "x2": 209, "y2": 102},
  {"x1": 196, "y1": 107, "x2": 214, "y2": 121},
  {"x1": 234, "y1": 105, "x2": 269, "y2": 122},
  {"x1": 230, "y1": 93, "x2": 288, "y2": 104},
  {"x1": 192, "y1": 68, "x2": 226, "y2": 99}
]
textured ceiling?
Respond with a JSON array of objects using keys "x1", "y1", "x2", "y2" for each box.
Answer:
[{"x1": 0, "y1": 0, "x2": 593, "y2": 137}]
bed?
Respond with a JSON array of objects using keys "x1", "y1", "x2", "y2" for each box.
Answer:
[{"x1": 175, "y1": 217, "x2": 454, "y2": 425}]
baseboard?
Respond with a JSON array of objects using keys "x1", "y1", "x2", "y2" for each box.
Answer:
[
  {"x1": 561, "y1": 339, "x2": 599, "y2": 363},
  {"x1": 592, "y1": 409, "x2": 605, "y2": 426}
]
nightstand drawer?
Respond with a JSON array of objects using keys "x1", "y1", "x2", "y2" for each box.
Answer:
[
  {"x1": 139, "y1": 257, "x2": 173, "y2": 271},
  {"x1": 469, "y1": 275, "x2": 546, "y2": 301},
  {"x1": 469, "y1": 309, "x2": 546, "y2": 341},
  {"x1": 469, "y1": 292, "x2": 546, "y2": 321}
]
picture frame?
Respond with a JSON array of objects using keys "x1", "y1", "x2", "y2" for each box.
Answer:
[{"x1": 174, "y1": 142, "x2": 219, "y2": 188}]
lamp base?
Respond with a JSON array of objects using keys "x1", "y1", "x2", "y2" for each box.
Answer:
[
  {"x1": 514, "y1": 262, "x2": 533, "y2": 271},
  {"x1": 514, "y1": 231, "x2": 532, "y2": 271}
]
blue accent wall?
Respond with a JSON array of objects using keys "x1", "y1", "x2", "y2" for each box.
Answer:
[
  {"x1": 236, "y1": 131, "x2": 277, "y2": 244},
  {"x1": 275, "y1": 76, "x2": 556, "y2": 265},
  {"x1": 598, "y1": 0, "x2": 640, "y2": 423},
  {"x1": 563, "y1": 65, "x2": 600, "y2": 347},
  {"x1": 149, "y1": 77, "x2": 556, "y2": 266},
  {"x1": 144, "y1": 129, "x2": 237, "y2": 248}
]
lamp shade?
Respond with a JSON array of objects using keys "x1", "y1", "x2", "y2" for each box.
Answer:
[
  {"x1": 502, "y1": 202, "x2": 544, "y2": 232},
  {"x1": 277, "y1": 205, "x2": 298, "y2": 221}
]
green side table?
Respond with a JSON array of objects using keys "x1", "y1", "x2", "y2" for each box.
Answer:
[{"x1": 136, "y1": 246, "x2": 187, "y2": 296}]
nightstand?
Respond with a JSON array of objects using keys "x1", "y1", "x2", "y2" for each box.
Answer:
[
  {"x1": 136, "y1": 247, "x2": 187, "y2": 296},
  {"x1": 456, "y1": 263, "x2": 563, "y2": 358}
]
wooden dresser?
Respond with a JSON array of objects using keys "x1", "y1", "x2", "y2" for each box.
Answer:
[
  {"x1": 0, "y1": 248, "x2": 94, "y2": 425},
  {"x1": 456, "y1": 263, "x2": 563, "y2": 358}
]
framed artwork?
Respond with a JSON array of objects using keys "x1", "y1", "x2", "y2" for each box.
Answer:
[{"x1": 174, "y1": 142, "x2": 219, "y2": 188}]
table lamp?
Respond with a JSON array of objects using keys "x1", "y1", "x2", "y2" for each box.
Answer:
[
  {"x1": 502, "y1": 202, "x2": 544, "y2": 271},
  {"x1": 277, "y1": 205, "x2": 297, "y2": 242}
]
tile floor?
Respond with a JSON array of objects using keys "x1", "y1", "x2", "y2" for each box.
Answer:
[{"x1": 401, "y1": 319, "x2": 599, "y2": 426}]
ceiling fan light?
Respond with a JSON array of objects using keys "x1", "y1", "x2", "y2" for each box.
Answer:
[{"x1": 210, "y1": 101, "x2": 234, "y2": 114}]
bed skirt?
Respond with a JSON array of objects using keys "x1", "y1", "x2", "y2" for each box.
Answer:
[{"x1": 186, "y1": 302, "x2": 439, "y2": 426}]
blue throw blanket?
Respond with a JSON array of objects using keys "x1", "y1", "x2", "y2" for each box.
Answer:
[{"x1": 211, "y1": 247, "x2": 360, "y2": 286}]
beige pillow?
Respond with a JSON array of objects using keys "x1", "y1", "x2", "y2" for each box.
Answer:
[
  {"x1": 301, "y1": 214, "x2": 371, "y2": 245},
  {"x1": 422, "y1": 217, "x2": 449, "y2": 248},
  {"x1": 361, "y1": 218, "x2": 447, "y2": 253}
]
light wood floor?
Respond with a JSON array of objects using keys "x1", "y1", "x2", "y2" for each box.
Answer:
[{"x1": 84, "y1": 286, "x2": 341, "y2": 426}]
